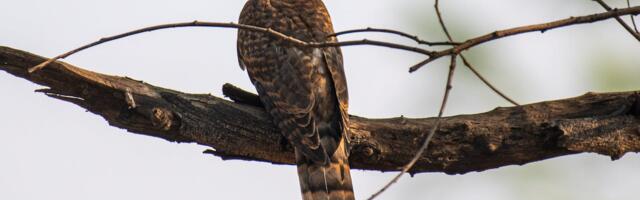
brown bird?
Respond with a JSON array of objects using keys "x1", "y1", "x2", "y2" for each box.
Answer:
[{"x1": 237, "y1": 0, "x2": 354, "y2": 199}]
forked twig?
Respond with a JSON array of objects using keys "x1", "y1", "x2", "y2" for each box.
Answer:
[
  {"x1": 433, "y1": 0, "x2": 519, "y2": 106},
  {"x1": 331, "y1": 27, "x2": 519, "y2": 106},
  {"x1": 368, "y1": 0, "x2": 521, "y2": 197},
  {"x1": 409, "y1": 5, "x2": 640, "y2": 72},
  {"x1": 593, "y1": 0, "x2": 640, "y2": 41}
]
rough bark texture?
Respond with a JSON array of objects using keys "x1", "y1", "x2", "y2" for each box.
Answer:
[{"x1": 1, "y1": 46, "x2": 639, "y2": 175}]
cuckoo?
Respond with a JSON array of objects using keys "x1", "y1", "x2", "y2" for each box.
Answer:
[{"x1": 237, "y1": 0, "x2": 354, "y2": 199}]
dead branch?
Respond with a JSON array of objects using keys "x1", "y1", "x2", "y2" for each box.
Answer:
[{"x1": 2, "y1": 46, "x2": 640, "y2": 175}]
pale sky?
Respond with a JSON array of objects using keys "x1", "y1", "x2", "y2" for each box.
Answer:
[{"x1": 2, "y1": 0, "x2": 640, "y2": 199}]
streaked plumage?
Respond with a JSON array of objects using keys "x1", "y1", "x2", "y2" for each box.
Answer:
[{"x1": 237, "y1": 0, "x2": 353, "y2": 199}]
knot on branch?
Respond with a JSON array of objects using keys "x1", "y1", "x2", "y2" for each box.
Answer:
[
  {"x1": 151, "y1": 107, "x2": 180, "y2": 131},
  {"x1": 350, "y1": 143, "x2": 382, "y2": 162},
  {"x1": 473, "y1": 133, "x2": 503, "y2": 153}
]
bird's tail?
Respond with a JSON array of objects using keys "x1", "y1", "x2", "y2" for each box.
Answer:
[{"x1": 295, "y1": 138, "x2": 354, "y2": 200}]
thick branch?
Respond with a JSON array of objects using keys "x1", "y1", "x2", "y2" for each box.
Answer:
[{"x1": 2, "y1": 46, "x2": 640, "y2": 174}]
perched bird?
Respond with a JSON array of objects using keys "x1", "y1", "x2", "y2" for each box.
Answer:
[{"x1": 237, "y1": 0, "x2": 354, "y2": 199}]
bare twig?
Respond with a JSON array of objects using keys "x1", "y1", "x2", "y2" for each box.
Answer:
[
  {"x1": 325, "y1": 27, "x2": 519, "y2": 106},
  {"x1": 28, "y1": 21, "x2": 435, "y2": 73},
  {"x1": 330, "y1": 27, "x2": 460, "y2": 46},
  {"x1": 368, "y1": 1, "x2": 466, "y2": 198},
  {"x1": 433, "y1": 0, "x2": 519, "y2": 106},
  {"x1": 460, "y1": 56, "x2": 519, "y2": 106},
  {"x1": 409, "y1": 5, "x2": 640, "y2": 72},
  {"x1": 627, "y1": 0, "x2": 639, "y2": 33},
  {"x1": 434, "y1": 1, "x2": 454, "y2": 43},
  {"x1": 367, "y1": 55, "x2": 457, "y2": 200},
  {"x1": 593, "y1": 0, "x2": 640, "y2": 41}
]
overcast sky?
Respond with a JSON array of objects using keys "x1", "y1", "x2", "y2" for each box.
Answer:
[{"x1": 2, "y1": 0, "x2": 640, "y2": 199}]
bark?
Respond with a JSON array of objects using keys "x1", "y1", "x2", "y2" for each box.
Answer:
[{"x1": 1, "y1": 46, "x2": 639, "y2": 175}]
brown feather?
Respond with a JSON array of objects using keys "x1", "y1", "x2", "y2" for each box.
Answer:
[{"x1": 237, "y1": 0, "x2": 353, "y2": 199}]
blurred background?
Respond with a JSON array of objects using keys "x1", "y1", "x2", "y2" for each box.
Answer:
[{"x1": 1, "y1": 0, "x2": 639, "y2": 199}]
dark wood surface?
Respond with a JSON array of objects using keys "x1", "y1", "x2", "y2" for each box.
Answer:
[{"x1": 2, "y1": 46, "x2": 639, "y2": 175}]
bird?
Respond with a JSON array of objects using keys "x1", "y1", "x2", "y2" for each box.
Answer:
[{"x1": 236, "y1": 0, "x2": 354, "y2": 199}]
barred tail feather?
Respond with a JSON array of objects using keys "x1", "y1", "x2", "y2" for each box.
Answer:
[{"x1": 295, "y1": 139, "x2": 354, "y2": 200}]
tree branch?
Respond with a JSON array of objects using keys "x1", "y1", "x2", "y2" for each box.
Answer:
[
  {"x1": 2, "y1": 46, "x2": 640, "y2": 175},
  {"x1": 28, "y1": 21, "x2": 434, "y2": 73},
  {"x1": 329, "y1": 27, "x2": 460, "y2": 46},
  {"x1": 593, "y1": 0, "x2": 640, "y2": 42},
  {"x1": 409, "y1": 5, "x2": 640, "y2": 72},
  {"x1": 327, "y1": 27, "x2": 520, "y2": 107}
]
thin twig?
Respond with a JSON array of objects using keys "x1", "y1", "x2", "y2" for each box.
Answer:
[
  {"x1": 433, "y1": 0, "x2": 519, "y2": 106},
  {"x1": 593, "y1": 0, "x2": 640, "y2": 41},
  {"x1": 330, "y1": 27, "x2": 460, "y2": 46},
  {"x1": 325, "y1": 27, "x2": 518, "y2": 105},
  {"x1": 409, "y1": 5, "x2": 640, "y2": 72},
  {"x1": 28, "y1": 21, "x2": 434, "y2": 73},
  {"x1": 628, "y1": 0, "x2": 639, "y2": 33},
  {"x1": 460, "y1": 56, "x2": 519, "y2": 105},
  {"x1": 367, "y1": 54, "x2": 457, "y2": 200},
  {"x1": 335, "y1": 39, "x2": 433, "y2": 55},
  {"x1": 434, "y1": 1, "x2": 454, "y2": 43}
]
